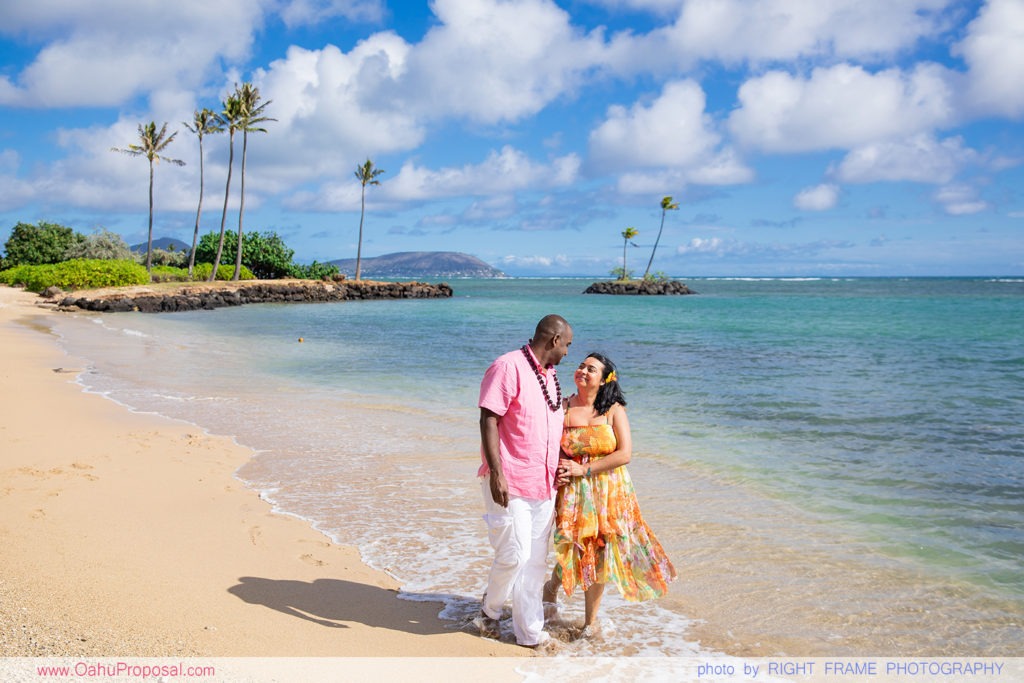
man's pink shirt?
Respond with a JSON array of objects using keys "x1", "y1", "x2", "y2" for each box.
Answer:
[{"x1": 478, "y1": 346, "x2": 563, "y2": 500}]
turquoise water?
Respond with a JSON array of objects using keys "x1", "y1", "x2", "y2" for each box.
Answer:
[{"x1": 47, "y1": 277, "x2": 1024, "y2": 656}]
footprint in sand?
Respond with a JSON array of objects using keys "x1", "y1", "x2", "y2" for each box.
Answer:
[{"x1": 300, "y1": 553, "x2": 326, "y2": 567}]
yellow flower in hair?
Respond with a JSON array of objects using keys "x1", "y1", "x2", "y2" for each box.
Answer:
[{"x1": 604, "y1": 370, "x2": 617, "y2": 385}]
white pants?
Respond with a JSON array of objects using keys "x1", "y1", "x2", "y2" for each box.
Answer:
[{"x1": 480, "y1": 478, "x2": 555, "y2": 646}]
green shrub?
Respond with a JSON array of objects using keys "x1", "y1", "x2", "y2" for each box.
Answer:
[
  {"x1": 0, "y1": 259, "x2": 150, "y2": 292},
  {"x1": 192, "y1": 262, "x2": 255, "y2": 281},
  {"x1": 4, "y1": 221, "x2": 84, "y2": 266},
  {"x1": 289, "y1": 260, "x2": 339, "y2": 280},
  {"x1": 146, "y1": 248, "x2": 187, "y2": 268},
  {"x1": 196, "y1": 230, "x2": 294, "y2": 279},
  {"x1": 149, "y1": 265, "x2": 191, "y2": 283},
  {"x1": 64, "y1": 229, "x2": 132, "y2": 261}
]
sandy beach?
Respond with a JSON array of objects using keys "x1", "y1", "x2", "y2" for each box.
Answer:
[{"x1": 0, "y1": 285, "x2": 522, "y2": 661}]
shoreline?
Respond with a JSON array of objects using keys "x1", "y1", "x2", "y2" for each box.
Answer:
[{"x1": 0, "y1": 285, "x2": 520, "y2": 659}]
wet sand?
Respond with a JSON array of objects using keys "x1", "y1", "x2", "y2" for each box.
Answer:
[{"x1": 0, "y1": 285, "x2": 522, "y2": 661}]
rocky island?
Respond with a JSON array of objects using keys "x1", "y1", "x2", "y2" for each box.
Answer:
[{"x1": 584, "y1": 280, "x2": 696, "y2": 295}]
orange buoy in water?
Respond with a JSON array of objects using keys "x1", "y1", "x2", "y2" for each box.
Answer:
[{"x1": 298, "y1": 337, "x2": 304, "y2": 343}]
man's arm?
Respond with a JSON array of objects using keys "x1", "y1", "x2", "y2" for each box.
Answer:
[{"x1": 479, "y1": 407, "x2": 508, "y2": 507}]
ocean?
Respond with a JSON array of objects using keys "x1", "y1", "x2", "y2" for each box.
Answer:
[{"x1": 42, "y1": 277, "x2": 1024, "y2": 657}]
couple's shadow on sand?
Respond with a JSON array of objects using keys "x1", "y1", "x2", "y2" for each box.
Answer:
[{"x1": 228, "y1": 577, "x2": 460, "y2": 636}]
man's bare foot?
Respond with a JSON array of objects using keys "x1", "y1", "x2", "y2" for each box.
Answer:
[{"x1": 477, "y1": 610, "x2": 501, "y2": 639}]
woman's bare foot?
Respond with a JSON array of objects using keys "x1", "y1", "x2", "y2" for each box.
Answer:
[{"x1": 542, "y1": 578, "x2": 560, "y2": 622}]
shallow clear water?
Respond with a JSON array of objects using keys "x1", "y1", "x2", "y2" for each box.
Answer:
[{"x1": 46, "y1": 277, "x2": 1024, "y2": 656}]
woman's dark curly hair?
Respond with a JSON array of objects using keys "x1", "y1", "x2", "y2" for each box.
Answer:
[{"x1": 588, "y1": 351, "x2": 627, "y2": 416}]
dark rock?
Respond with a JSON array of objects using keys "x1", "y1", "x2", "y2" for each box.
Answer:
[
  {"x1": 583, "y1": 280, "x2": 696, "y2": 295},
  {"x1": 58, "y1": 280, "x2": 454, "y2": 313}
]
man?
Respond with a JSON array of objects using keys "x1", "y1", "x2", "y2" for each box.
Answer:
[{"x1": 477, "y1": 314, "x2": 573, "y2": 648}]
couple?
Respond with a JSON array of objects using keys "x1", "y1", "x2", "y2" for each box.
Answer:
[{"x1": 477, "y1": 314, "x2": 676, "y2": 648}]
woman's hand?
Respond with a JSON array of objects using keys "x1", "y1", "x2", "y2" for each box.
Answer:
[{"x1": 556, "y1": 457, "x2": 575, "y2": 486}]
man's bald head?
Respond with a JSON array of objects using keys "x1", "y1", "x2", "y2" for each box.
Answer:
[{"x1": 530, "y1": 314, "x2": 573, "y2": 367}]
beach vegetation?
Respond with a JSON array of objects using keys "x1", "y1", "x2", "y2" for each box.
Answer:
[
  {"x1": 643, "y1": 196, "x2": 679, "y2": 280},
  {"x1": 110, "y1": 122, "x2": 185, "y2": 273},
  {"x1": 66, "y1": 229, "x2": 133, "y2": 261},
  {"x1": 643, "y1": 270, "x2": 671, "y2": 283},
  {"x1": 289, "y1": 260, "x2": 340, "y2": 280},
  {"x1": 144, "y1": 247, "x2": 187, "y2": 269},
  {"x1": 231, "y1": 82, "x2": 275, "y2": 282},
  {"x1": 196, "y1": 229, "x2": 307, "y2": 280},
  {"x1": 148, "y1": 263, "x2": 255, "y2": 282},
  {"x1": 209, "y1": 91, "x2": 243, "y2": 281},
  {"x1": 149, "y1": 265, "x2": 191, "y2": 283},
  {"x1": 183, "y1": 108, "x2": 224, "y2": 278},
  {"x1": 3, "y1": 221, "x2": 84, "y2": 267},
  {"x1": 0, "y1": 259, "x2": 150, "y2": 292},
  {"x1": 354, "y1": 158, "x2": 385, "y2": 281}
]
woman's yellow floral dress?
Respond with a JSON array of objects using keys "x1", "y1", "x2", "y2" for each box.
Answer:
[{"x1": 553, "y1": 419, "x2": 677, "y2": 600}]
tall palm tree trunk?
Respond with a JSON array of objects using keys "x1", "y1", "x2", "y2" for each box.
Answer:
[
  {"x1": 188, "y1": 138, "x2": 205, "y2": 278},
  {"x1": 210, "y1": 132, "x2": 235, "y2": 282},
  {"x1": 146, "y1": 160, "x2": 155, "y2": 272},
  {"x1": 355, "y1": 186, "x2": 366, "y2": 281},
  {"x1": 643, "y1": 212, "x2": 667, "y2": 280},
  {"x1": 233, "y1": 131, "x2": 248, "y2": 281}
]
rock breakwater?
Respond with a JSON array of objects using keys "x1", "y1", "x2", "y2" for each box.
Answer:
[{"x1": 57, "y1": 280, "x2": 453, "y2": 313}]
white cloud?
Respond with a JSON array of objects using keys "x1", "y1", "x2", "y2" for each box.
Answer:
[
  {"x1": 254, "y1": 37, "x2": 424, "y2": 177},
  {"x1": 729, "y1": 63, "x2": 956, "y2": 153},
  {"x1": 0, "y1": 150, "x2": 34, "y2": 211},
  {"x1": 590, "y1": 80, "x2": 717, "y2": 169},
  {"x1": 584, "y1": 0, "x2": 684, "y2": 15},
  {"x1": 398, "y1": 0, "x2": 607, "y2": 124},
  {"x1": 589, "y1": 80, "x2": 753, "y2": 188},
  {"x1": 677, "y1": 235, "x2": 856, "y2": 258},
  {"x1": 637, "y1": 0, "x2": 954, "y2": 69},
  {"x1": 385, "y1": 146, "x2": 579, "y2": 201},
  {"x1": 291, "y1": 146, "x2": 580, "y2": 210},
  {"x1": 498, "y1": 254, "x2": 572, "y2": 269},
  {"x1": 934, "y1": 184, "x2": 990, "y2": 215},
  {"x1": 955, "y1": 0, "x2": 1024, "y2": 118},
  {"x1": 278, "y1": 0, "x2": 384, "y2": 27},
  {"x1": 678, "y1": 236, "x2": 728, "y2": 255},
  {"x1": 834, "y1": 134, "x2": 978, "y2": 184},
  {"x1": 0, "y1": 0, "x2": 261, "y2": 107},
  {"x1": 794, "y1": 183, "x2": 840, "y2": 211}
]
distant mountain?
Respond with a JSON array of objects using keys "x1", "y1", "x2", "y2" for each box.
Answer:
[
  {"x1": 329, "y1": 251, "x2": 505, "y2": 279},
  {"x1": 130, "y1": 237, "x2": 191, "y2": 253}
]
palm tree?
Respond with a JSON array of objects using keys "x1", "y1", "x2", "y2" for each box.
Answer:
[
  {"x1": 643, "y1": 195, "x2": 680, "y2": 280},
  {"x1": 209, "y1": 93, "x2": 244, "y2": 281},
  {"x1": 353, "y1": 158, "x2": 385, "y2": 281},
  {"x1": 183, "y1": 109, "x2": 223, "y2": 278},
  {"x1": 111, "y1": 122, "x2": 185, "y2": 272},
  {"x1": 620, "y1": 226, "x2": 639, "y2": 280},
  {"x1": 231, "y1": 82, "x2": 275, "y2": 281}
]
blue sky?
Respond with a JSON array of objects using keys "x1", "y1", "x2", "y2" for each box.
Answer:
[{"x1": 1, "y1": 0, "x2": 1022, "y2": 276}]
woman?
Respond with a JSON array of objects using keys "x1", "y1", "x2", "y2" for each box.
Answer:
[{"x1": 543, "y1": 352, "x2": 677, "y2": 638}]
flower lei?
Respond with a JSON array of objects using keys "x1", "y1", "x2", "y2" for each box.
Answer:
[{"x1": 521, "y1": 345, "x2": 562, "y2": 412}]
